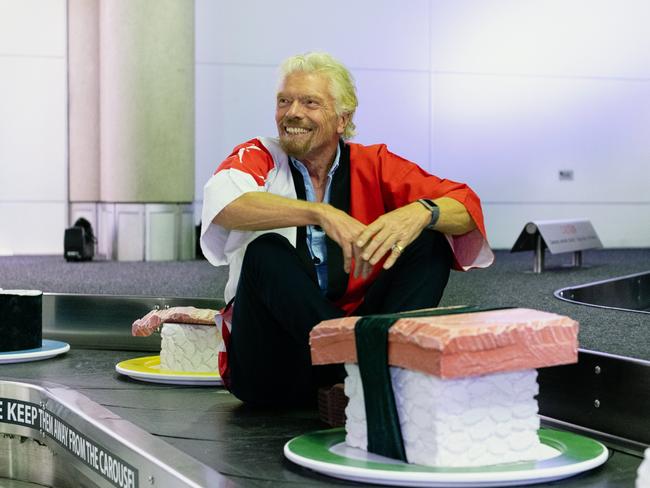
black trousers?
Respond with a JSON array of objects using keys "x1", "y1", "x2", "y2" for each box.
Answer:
[{"x1": 228, "y1": 230, "x2": 453, "y2": 406}]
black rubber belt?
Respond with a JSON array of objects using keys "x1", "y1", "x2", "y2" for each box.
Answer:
[{"x1": 354, "y1": 306, "x2": 511, "y2": 461}]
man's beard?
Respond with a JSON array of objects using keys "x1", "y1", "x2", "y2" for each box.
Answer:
[
  {"x1": 279, "y1": 134, "x2": 312, "y2": 159},
  {"x1": 278, "y1": 116, "x2": 318, "y2": 159}
]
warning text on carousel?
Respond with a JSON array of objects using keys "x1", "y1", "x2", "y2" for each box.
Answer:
[{"x1": 0, "y1": 397, "x2": 138, "y2": 488}]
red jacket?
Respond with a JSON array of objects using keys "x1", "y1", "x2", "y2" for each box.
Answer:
[{"x1": 201, "y1": 137, "x2": 493, "y2": 314}]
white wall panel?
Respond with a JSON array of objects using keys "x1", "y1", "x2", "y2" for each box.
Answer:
[
  {"x1": 97, "y1": 203, "x2": 116, "y2": 259},
  {"x1": 195, "y1": 64, "x2": 277, "y2": 197},
  {"x1": 0, "y1": 57, "x2": 67, "y2": 201},
  {"x1": 0, "y1": 0, "x2": 66, "y2": 56},
  {"x1": 483, "y1": 203, "x2": 650, "y2": 249},
  {"x1": 0, "y1": 203, "x2": 66, "y2": 254},
  {"x1": 146, "y1": 206, "x2": 177, "y2": 261},
  {"x1": 195, "y1": 0, "x2": 430, "y2": 71},
  {"x1": 116, "y1": 205, "x2": 145, "y2": 261},
  {"x1": 431, "y1": 74, "x2": 650, "y2": 203},
  {"x1": 430, "y1": 0, "x2": 650, "y2": 78},
  {"x1": 179, "y1": 205, "x2": 196, "y2": 260},
  {"x1": 353, "y1": 70, "x2": 430, "y2": 170}
]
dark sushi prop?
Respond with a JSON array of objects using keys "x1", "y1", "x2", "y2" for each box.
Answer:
[{"x1": 0, "y1": 290, "x2": 42, "y2": 352}]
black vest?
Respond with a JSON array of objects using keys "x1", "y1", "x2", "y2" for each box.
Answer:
[{"x1": 288, "y1": 141, "x2": 351, "y2": 302}]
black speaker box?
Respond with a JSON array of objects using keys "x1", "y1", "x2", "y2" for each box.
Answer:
[{"x1": 64, "y1": 218, "x2": 95, "y2": 261}]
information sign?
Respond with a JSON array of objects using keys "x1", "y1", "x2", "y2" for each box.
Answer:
[{"x1": 511, "y1": 219, "x2": 602, "y2": 273}]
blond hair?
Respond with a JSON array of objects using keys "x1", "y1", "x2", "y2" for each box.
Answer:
[{"x1": 279, "y1": 52, "x2": 358, "y2": 140}]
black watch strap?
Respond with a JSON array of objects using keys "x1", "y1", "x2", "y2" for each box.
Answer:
[{"x1": 417, "y1": 199, "x2": 440, "y2": 229}]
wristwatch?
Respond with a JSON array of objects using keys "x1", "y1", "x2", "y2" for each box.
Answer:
[{"x1": 417, "y1": 199, "x2": 440, "y2": 229}]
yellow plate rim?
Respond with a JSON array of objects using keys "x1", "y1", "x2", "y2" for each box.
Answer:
[{"x1": 116, "y1": 355, "x2": 222, "y2": 383}]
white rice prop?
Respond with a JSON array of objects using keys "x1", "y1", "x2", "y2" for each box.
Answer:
[
  {"x1": 637, "y1": 448, "x2": 650, "y2": 488},
  {"x1": 344, "y1": 363, "x2": 542, "y2": 467},
  {"x1": 160, "y1": 323, "x2": 220, "y2": 372}
]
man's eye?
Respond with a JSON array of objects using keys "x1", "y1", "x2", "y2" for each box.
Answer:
[
  {"x1": 306, "y1": 100, "x2": 320, "y2": 108},
  {"x1": 278, "y1": 98, "x2": 290, "y2": 106}
]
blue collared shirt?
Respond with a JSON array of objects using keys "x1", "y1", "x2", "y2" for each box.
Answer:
[{"x1": 290, "y1": 144, "x2": 341, "y2": 293}]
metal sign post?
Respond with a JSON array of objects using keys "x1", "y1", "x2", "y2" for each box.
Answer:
[{"x1": 512, "y1": 219, "x2": 603, "y2": 273}]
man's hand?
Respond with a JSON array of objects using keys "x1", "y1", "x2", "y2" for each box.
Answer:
[
  {"x1": 355, "y1": 202, "x2": 430, "y2": 271},
  {"x1": 317, "y1": 205, "x2": 372, "y2": 279}
]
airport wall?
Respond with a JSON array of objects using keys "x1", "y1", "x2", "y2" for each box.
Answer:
[
  {"x1": 1, "y1": 0, "x2": 648, "y2": 254},
  {"x1": 0, "y1": 0, "x2": 67, "y2": 254},
  {"x1": 194, "y1": 0, "x2": 650, "y2": 249}
]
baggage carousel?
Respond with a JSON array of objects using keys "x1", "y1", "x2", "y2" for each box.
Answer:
[{"x1": 0, "y1": 285, "x2": 648, "y2": 487}]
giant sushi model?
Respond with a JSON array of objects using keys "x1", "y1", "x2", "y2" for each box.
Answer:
[
  {"x1": 310, "y1": 307, "x2": 579, "y2": 467},
  {"x1": 132, "y1": 306, "x2": 220, "y2": 372},
  {"x1": 638, "y1": 448, "x2": 650, "y2": 488}
]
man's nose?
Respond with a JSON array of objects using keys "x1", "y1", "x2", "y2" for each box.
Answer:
[{"x1": 285, "y1": 100, "x2": 304, "y2": 118}]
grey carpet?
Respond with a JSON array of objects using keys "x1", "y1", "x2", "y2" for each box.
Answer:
[
  {"x1": 1, "y1": 249, "x2": 648, "y2": 360},
  {"x1": 0, "y1": 256, "x2": 228, "y2": 298}
]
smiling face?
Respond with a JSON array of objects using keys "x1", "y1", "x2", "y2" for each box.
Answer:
[{"x1": 275, "y1": 71, "x2": 348, "y2": 162}]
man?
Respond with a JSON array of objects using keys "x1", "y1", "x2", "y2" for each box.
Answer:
[{"x1": 201, "y1": 52, "x2": 493, "y2": 406}]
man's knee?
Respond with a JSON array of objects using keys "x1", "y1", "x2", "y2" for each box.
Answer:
[
  {"x1": 241, "y1": 233, "x2": 292, "y2": 272},
  {"x1": 245, "y1": 232, "x2": 291, "y2": 258}
]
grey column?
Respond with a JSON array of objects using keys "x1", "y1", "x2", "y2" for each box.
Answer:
[
  {"x1": 100, "y1": 0, "x2": 194, "y2": 203},
  {"x1": 68, "y1": 0, "x2": 100, "y2": 202}
]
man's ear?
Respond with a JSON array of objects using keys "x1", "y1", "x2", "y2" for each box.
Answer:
[{"x1": 337, "y1": 112, "x2": 350, "y2": 135}]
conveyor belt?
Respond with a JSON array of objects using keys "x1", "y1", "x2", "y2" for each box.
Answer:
[
  {"x1": 0, "y1": 292, "x2": 647, "y2": 487},
  {"x1": 555, "y1": 270, "x2": 650, "y2": 314},
  {"x1": 0, "y1": 348, "x2": 645, "y2": 488}
]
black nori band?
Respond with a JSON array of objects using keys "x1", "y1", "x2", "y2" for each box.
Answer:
[
  {"x1": 355, "y1": 315, "x2": 407, "y2": 461},
  {"x1": 354, "y1": 305, "x2": 511, "y2": 462}
]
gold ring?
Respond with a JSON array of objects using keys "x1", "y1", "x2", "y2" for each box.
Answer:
[{"x1": 391, "y1": 244, "x2": 404, "y2": 255}]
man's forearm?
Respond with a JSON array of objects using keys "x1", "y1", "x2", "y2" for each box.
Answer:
[
  {"x1": 213, "y1": 192, "x2": 323, "y2": 230},
  {"x1": 431, "y1": 197, "x2": 477, "y2": 235},
  {"x1": 214, "y1": 192, "x2": 370, "y2": 276}
]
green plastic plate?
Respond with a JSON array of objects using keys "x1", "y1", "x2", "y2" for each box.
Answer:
[{"x1": 284, "y1": 428, "x2": 608, "y2": 487}]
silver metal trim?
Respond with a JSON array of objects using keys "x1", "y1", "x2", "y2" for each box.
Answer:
[
  {"x1": 0, "y1": 380, "x2": 229, "y2": 487},
  {"x1": 42, "y1": 293, "x2": 224, "y2": 350},
  {"x1": 554, "y1": 270, "x2": 650, "y2": 314},
  {"x1": 579, "y1": 348, "x2": 650, "y2": 367},
  {"x1": 540, "y1": 416, "x2": 647, "y2": 456}
]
